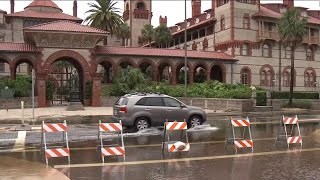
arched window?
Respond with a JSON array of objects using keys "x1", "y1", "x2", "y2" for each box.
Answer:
[
  {"x1": 282, "y1": 67, "x2": 296, "y2": 87},
  {"x1": 304, "y1": 68, "x2": 317, "y2": 87},
  {"x1": 262, "y1": 44, "x2": 271, "y2": 57},
  {"x1": 306, "y1": 48, "x2": 314, "y2": 61},
  {"x1": 260, "y1": 65, "x2": 274, "y2": 87},
  {"x1": 136, "y1": 2, "x2": 145, "y2": 10},
  {"x1": 241, "y1": 43, "x2": 249, "y2": 56},
  {"x1": 240, "y1": 68, "x2": 251, "y2": 85}
]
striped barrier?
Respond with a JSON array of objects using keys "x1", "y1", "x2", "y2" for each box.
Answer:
[
  {"x1": 162, "y1": 120, "x2": 190, "y2": 156},
  {"x1": 276, "y1": 115, "x2": 302, "y2": 148},
  {"x1": 225, "y1": 117, "x2": 254, "y2": 153},
  {"x1": 41, "y1": 120, "x2": 70, "y2": 165},
  {"x1": 98, "y1": 121, "x2": 125, "y2": 163}
]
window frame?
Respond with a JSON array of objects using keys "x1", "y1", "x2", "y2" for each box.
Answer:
[
  {"x1": 163, "y1": 97, "x2": 182, "y2": 107},
  {"x1": 243, "y1": 14, "x2": 250, "y2": 29},
  {"x1": 262, "y1": 44, "x2": 271, "y2": 57},
  {"x1": 220, "y1": 15, "x2": 225, "y2": 31}
]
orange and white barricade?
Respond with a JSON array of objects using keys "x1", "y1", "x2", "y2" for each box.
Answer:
[
  {"x1": 225, "y1": 117, "x2": 253, "y2": 153},
  {"x1": 98, "y1": 120, "x2": 125, "y2": 163},
  {"x1": 40, "y1": 120, "x2": 70, "y2": 165},
  {"x1": 275, "y1": 115, "x2": 302, "y2": 148},
  {"x1": 162, "y1": 120, "x2": 190, "y2": 156}
]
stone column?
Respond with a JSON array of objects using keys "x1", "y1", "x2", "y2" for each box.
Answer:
[
  {"x1": 171, "y1": 70, "x2": 177, "y2": 85},
  {"x1": 251, "y1": 86, "x2": 257, "y2": 106},
  {"x1": 188, "y1": 71, "x2": 194, "y2": 84},
  {"x1": 37, "y1": 77, "x2": 46, "y2": 107},
  {"x1": 92, "y1": 77, "x2": 101, "y2": 107},
  {"x1": 10, "y1": 66, "x2": 15, "y2": 80},
  {"x1": 266, "y1": 91, "x2": 271, "y2": 106},
  {"x1": 206, "y1": 71, "x2": 211, "y2": 81},
  {"x1": 153, "y1": 69, "x2": 158, "y2": 82}
]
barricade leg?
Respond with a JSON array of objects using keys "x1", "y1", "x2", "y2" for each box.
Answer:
[
  {"x1": 232, "y1": 126, "x2": 237, "y2": 154},
  {"x1": 283, "y1": 123, "x2": 290, "y2": 148}
]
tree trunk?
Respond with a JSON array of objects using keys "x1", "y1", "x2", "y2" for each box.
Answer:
[
  {"x1": 289, "y1": 46, "x2": 295, "y2": 106},
  {"x1": 122, "y1": 38, "x2": 125, "y2": 46}
]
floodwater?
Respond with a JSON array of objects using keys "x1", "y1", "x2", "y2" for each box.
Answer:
[{"x1": 1, "y1": 115, "x2": 320, "y2": 180}]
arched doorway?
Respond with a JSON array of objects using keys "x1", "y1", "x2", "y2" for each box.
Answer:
[
  {"x1": 158, "y1": 61, "x2": 173, "y2": 83},
  {"x1": 138, "y1": 60, "x2": 154, "y2": 79},
  {"x1": 193, "y1": 63, "x2": 208, "y2": 83},
  {"x1": 119, "y1": 59, "x2": 135, "y2": 69},
  {"x1": 12, "y1": 57, "x2": 35, "y2": 80},
  {"x1": 210, "y1": 65, "x2": 224, "y2": 82},
  {"x1": 97, "y1": 61, "x2": 113, "y2": 84},
  {"x1": 48, "y1": 57, "x2": 84, "y2": 106},
  {"x1": 0, "y1": 57, "x2": 10, "y2": 80},
  {"x1": 176, "y1": 63, "x2": 191, "y2": 84}
]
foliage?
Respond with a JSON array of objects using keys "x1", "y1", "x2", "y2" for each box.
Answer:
[
  {"x1": 116, "y1": 22, "x2": 131, "y2": 46},
  {"x1": 85, "y1": 81, "x2": 93, "y2": 99},
  {"x1": 141, "y1": 24, "x2": 154, "y2": 47},
  {"x1": 282, "y1": 99, "x2": 312, "y2": 109},
  {"x1": 85, "y1": 0, "x2": 123, "y2": 36},
  {"x1": 271, "y1": 91, "x2": 319, "y2": 99},
  {"x1": 278, "y1": 7, "x2": 308, "y2": 106},
  {"x1": 256, "y1": 91, "x2": 267, "y2": 106},
  {"x1": 109, "y1": 66, "x2": 150, "y2": 96},
  {"x1": 0, "y1": 75, "x2": 32, "y2": 97},
  {"x1": 153, "y1": 24, "x2": 173, "y2": 48},
  {"x1": 46, "y1": 80, "x2": 55, "y2": 100}
]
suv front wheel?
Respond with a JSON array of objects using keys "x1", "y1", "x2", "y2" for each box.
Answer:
[
  {"x1": 135, "y1": 117, "x2": 150, "y2": 131},
  {"x1": 188, "y1": 115, "x2": 203, "y2": 128}
]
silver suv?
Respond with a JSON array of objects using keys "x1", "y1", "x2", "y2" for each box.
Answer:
[{"x1": 112, "y1": 93, "x2": 207, "y2": 131}]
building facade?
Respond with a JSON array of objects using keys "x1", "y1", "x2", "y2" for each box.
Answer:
[{"x1": 0, "y1": 0, "x2": 234, "y2": 107}]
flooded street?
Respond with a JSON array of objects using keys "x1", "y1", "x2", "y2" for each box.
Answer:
[{"x1": 1, "y1": 115, "x2": 320, "y2": 179}]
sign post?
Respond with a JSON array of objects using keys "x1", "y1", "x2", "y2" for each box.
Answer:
[{"x1": 32, "y1": 69, "x2": 35, "y2": 119}]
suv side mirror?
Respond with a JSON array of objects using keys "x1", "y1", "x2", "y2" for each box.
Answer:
[{"x1": 180, "y1": 104, "x2": 186, "y2": 108}]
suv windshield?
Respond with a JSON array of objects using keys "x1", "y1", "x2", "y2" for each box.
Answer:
[{"x1": 116, "y1": 97, "x2": 128, "y2": 106}]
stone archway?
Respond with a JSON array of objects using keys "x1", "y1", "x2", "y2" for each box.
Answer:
[
  {"x1": 210, "y1": 64, "x2": 226, "y2": 83},
  {"x1": 118, "y1": 58, "x2": 136, "y2": 69},
  {"x1": 193, "y1": 62, "x2": 209, "y2": 83},
  {"x1": 0, "y1": 55, "x2": 11, "y2": 79},
  {"x1": 96, "y1": 58, "x2": 116, "y2": 84},
  {"x1": 175, "y1": 62, "x2": 192, "y2": 84},
  {"x1": 11, "y1": 55, "x2": 35, "y2": 80},
  {"x1": 137, "y1": 59, "x2": 155, "y2": 80},
  {"x1": 38, "y1": 50, "x2": 91, "y2": 107},
  {"x1": 157, "y1": 60, "x2": 174, "y2": 84}
]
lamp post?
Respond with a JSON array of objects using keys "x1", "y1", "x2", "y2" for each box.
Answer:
[{"x1": 184, "y1": 0, "x2": 187, "y2": 102}]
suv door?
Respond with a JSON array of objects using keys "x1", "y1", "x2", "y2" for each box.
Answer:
[
  {"x1": 136, "y1": 97, "x2": 165, "y2": 126},
  {"x1": 163, "y1": 97, "x2": 189, "y2": 122}
]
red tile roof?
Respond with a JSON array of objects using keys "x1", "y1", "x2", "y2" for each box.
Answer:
[
  {"x1": 26, "y1": 0, "x2": 61, "y2": 10},
  {"x1": 94, "y1": 46, "x2": 236, "y2": 61},
  {"x1": 5, "y1": 10, "x2": 82, "y2": 22},
  {"x1": 24, "y1": 20, "x2": 108, "y2": 34},
  {"x1": 254, "y1": 6, "x2": 320, "y2": 25},
  {"x1": 0, "y1": 42, "x2": 38, "y2": 52}
]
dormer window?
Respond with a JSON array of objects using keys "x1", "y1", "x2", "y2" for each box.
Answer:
[
  {"x1": 301, "y1": 11, "x2": 307, "y2": 17},
  {"x1": 195, "y1": 18, "x2": 199, "y2": 23},
  {"x1": 187, "y1": 22, "x2": 190, "y2": 27},
  {"x1": 206, "y1": 13, "x2": 211, "y2": 19},
  {"x1": 136, "y1": 2, "x2": 145, "y2": 10},
  {"x1": 177, "y1": 26, "x2": 180, "y2": 31}
]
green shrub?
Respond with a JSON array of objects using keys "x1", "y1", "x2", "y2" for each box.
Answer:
[
  {"x1": 256, "y1": 91, "x2": 267, "y2": 106},
  {"x1": 271, "y1": 91, "x2": 318, "y2": 99},
  {"x1": 46, "y1": 80, "x2": 54, "y2": 100},
  {"x1": 0, "y1": 75, "x2": 32, "y2": 97},
  {"x1": 85, "y1": 81, "x2": 93, "y2": 99}
]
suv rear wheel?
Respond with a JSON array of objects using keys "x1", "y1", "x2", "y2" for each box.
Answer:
[
  {"x1": 188, "y1": 115, "x2": 203, "y2": 128},
  {"x1": 135, "y1": 117, "x2": 150, "y2": 131}
]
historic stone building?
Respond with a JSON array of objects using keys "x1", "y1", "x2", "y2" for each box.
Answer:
[
  {"x1": 0, "y1": 0, "x2": 235, "y2": 107},
  {"x1": 157, "y1": 0, "x2": 320, "y2": 92}
]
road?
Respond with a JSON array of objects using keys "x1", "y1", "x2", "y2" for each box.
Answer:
[{"x1": 0, "y1": 115, "x2": 320, "y2": 179}]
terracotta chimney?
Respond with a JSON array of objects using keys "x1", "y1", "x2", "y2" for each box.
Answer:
[
  {"x1": 192, "y1": 0, "x2": 201, "y2": 17},
  {"x1": 159, "y1": 16, "x2": 167, "y2": 26},
  {"x1": 73, "y1": 0, "x2": 77, "y2": 17},
  {"x1": 10, "y1": 0, "x2": 14, "y2": 13},
  {"x1": 283, "y1": 0, "x2": 294, "y2": 8}
]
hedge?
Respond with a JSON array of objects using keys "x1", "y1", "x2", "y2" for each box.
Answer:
[{"x1": 271, "y1": 91, "x2": 319, "y2": 99}]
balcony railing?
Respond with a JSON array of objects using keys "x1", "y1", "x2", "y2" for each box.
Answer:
[
  {"x1": 133, "y1": 9, "x2": 150, "y2": 19},
  {"x1": 303, "y1": 36, "x2": 320, "y2": 44},
  {"x1": 258, "y1": 30, "x2": 279, "y2": 40}
]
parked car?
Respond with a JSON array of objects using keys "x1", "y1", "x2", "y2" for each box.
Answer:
[{"x1": 111, "y1": 93, "x2": 207, "y2": 131}]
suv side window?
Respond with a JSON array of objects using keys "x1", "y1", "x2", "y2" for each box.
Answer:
[
  {"x1": 163, "y1": 97, "x2": 181, "y2": 107},
  {"x1": 144, "y1": 97, "x2": 164, "y2": 106},
  {"x1": 135, "y1": 97, "x2": 147, "y2": 106}
]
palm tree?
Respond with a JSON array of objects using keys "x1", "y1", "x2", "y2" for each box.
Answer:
[
  {"x1": 154, "y1": 24, "x2": 173, "y2": 48},
  {"x1": 141, "y1": 24, "x2": 154, "y2": 47},
  {"x1": 278, "y1": 7, "x2": 307, "y2": 106},
  {"x1": 117, "y1": 23, "x2": 131, "y2": 46},
  {"x1": 85, "y1": 0, "x2": 123, "y2": 44}
]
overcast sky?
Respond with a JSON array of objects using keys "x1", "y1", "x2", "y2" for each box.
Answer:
[{"x1": 1, "y1": 0, "x2": 320, "y2": 27}]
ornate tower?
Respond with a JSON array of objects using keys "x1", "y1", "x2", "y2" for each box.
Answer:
[{"x1": 123, "y1": 0, "x2": 152, "y2": 47}]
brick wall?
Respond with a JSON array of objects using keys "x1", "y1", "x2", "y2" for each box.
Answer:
[{"x1": 0, "y1": 97, "x2": 38, "y2": 109}]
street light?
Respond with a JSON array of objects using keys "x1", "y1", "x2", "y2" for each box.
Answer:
[{"x1": 184, "y1": 0, "x2": 187, "y2": 102}]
